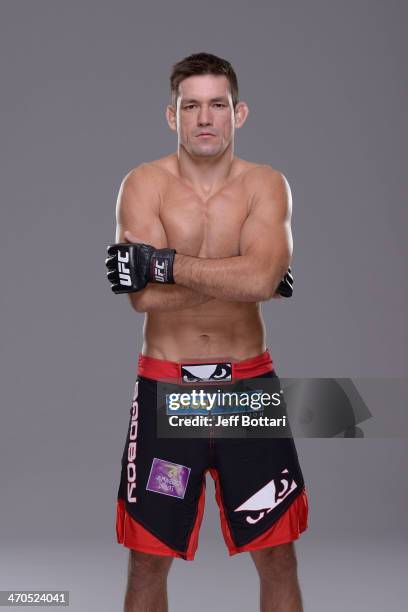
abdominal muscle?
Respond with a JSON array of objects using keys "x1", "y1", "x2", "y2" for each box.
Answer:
[{"x1": 141, "y1": 299, "x2": 266, "y2": 362}]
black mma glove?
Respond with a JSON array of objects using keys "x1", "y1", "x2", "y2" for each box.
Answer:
[
  {"x1": 276, "y1": 266, "x2": 294, "y2": 298},
  {"x1": 105, "y1": 242, "x2": 176, "y2": 294}
]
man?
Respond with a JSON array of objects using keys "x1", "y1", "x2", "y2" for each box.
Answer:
[{"x1": 106, "y1": 52, "x2": 308, "y2": 612}]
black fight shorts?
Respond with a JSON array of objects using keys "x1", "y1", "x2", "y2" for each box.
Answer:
[{"x1": 116, "y1": 350, "x2": 308, "y2": 560}]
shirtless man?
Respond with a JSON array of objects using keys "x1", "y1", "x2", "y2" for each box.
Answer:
[{"x1": 106, "y1": 53, "x2": 308, "y2": 612}]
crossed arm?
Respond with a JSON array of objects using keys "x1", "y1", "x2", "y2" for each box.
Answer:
[
  {"x1": 115, "y1": 164, "x2": 292, "y2": 312},
  {"x1": 115, "y1": 165, "x2": 213, "y2": 312}
]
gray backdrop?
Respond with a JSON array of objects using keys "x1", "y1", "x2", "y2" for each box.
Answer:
[{"x1": 0, "y1": 1, "x2": 406, "y2": 610}]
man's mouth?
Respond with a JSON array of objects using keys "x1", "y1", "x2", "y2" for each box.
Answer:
[{"x1": 197, "y1": 133, "x2": 215, "y2": 137}]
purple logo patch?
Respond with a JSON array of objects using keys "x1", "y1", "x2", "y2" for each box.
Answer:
[{"x1": 146, "y1": 458, "x2": 191, "y2": 499}]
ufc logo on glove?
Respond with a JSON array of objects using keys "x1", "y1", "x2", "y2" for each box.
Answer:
[{"x1": 105, "y1": 243, "x2": 176, "y2": 294}]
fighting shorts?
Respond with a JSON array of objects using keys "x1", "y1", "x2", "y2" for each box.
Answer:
[{"x1": 115, "y1": 350, "x2": 308, "y2": 560}]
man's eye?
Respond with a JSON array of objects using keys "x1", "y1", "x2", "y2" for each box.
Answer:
[
  {"x1": 214, "y1": 103, "x2": 226, "y2": 108},
  {"x1": 184, "y1": 105, "x2": 197, "y2": 110}
]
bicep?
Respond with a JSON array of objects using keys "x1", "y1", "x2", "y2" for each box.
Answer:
[
  {"x1": 239, "y1": 169, "x2": 293, "y2": 277},
  {"x1": 113, "y1": 165, "x2": 168, "y2": 310},
  {"x1": 115, "y1": 165, "x2": 168, "y2": 248}
]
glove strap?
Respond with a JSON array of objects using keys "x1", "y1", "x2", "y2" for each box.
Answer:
[{"x1": 149, "y1": 249, "x2": 176, "y2": 283}]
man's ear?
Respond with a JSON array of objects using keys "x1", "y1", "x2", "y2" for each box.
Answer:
[
  {"x1": 234, "y1": 101, "x2": 249, "y2": 129},
  {"x1": 166, "y1": 104, "x2": 177, "y2": 132}
]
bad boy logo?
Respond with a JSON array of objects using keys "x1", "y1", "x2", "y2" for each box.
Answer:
[
  {"x1": 181, "y1": 362, "x2": 232, "y2": 383},
  {"x1": 234, "y1": 469, "x2": 297, "y2": 524}
]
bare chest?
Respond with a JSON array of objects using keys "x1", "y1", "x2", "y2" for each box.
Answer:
[{"x1": 159, "y1": 179, "x2": 251, "y2": 258}]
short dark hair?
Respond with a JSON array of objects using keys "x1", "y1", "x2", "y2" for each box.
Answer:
[{"x1": 170, "y1": 52, "x2": 239, "y2": 108}]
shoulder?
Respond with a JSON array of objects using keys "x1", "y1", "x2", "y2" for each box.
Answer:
[
  {"x1": 243, "y1": 162, "x2": 290, "y2": 191},
  {"x1": 246, "y1": 162, "x2": 291, "y2": 197},
  {"x1": 122, "y1": 160, "x2": 165, "y2": 188},
  {"x1": 115, "y1": 163, "x2": 165, "y2": 221},
  {"x1": 118, "y1": 159, "x2": 172, "y2": 207},
  {"x1": 143, "y1": 154, "x2": 179, "y2": 180},
  {"x1": 242, "y1": 163, "x2": 292, "y2": 218},
  {"x1": 233, "y1": 158, "x2": 290, "y2": 193}
]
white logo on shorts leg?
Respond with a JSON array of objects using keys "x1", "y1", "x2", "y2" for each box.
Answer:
[
  {"x1": 234, "y1": 469, "x2": 297, "y2": 524},
  {"x1": 127, "y1": 381, "x2": 139, "y2": 503}
]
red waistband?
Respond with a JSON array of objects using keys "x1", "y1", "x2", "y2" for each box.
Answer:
[{"x1": 137, "y1": 349, "x2": 274, "y2": 382}]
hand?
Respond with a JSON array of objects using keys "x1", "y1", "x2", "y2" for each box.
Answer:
[
  {"x1": 105, "y1": 231, "x2": 176, "y2": 294},
  {"x1": 275, "y1": 266, "x2": 294, "y2": 298}
]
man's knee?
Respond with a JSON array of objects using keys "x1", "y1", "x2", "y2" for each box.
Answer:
[
  {"x1": 127, "y1": 550, "x2": 173, "y2": 587},
  {"x1": 250, "y1": 542, "x2": 298, "y2": 581}
]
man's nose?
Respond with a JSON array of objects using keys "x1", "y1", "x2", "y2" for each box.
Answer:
[{"x1": 197, "y1": 105, "x2": 212, "y2": 125}]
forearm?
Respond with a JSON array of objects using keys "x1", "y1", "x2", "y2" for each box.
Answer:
[
  {"x1": 128, "y1": 283, "x2": 213, "y2": 313},
  {"x1": 173, "y1": 254, "x2": 283, "y2": 302}
]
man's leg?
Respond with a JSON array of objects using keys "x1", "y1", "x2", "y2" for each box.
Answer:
[
  {"x1": 124, "y1": 550, "x2": 173, "y2": 612},
  {"x1": 250, "y1": 543, "x2": 303, "y2": 612}
]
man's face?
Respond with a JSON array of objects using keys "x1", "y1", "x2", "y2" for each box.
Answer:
[{"x1": 168, "y1": 74, "x2": 244, "y2": 159}]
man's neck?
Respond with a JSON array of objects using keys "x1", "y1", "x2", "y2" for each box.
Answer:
[{"x1": 175, "y1": 146, "x2": 236, "y2": 196}]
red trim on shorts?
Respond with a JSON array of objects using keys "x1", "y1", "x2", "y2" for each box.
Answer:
[
  {"x1": 209, "y1": 468, "x2": 309, "y2": 555},
  {"x1": 185, "y1": 479, "x2": 206, "y2": 559},
  {"x1": 116, "y1": 481, "x2": 206, "y2": 561},
  {"x1": 137, "y1": 349, "x2": 274, "y2": 382},
  {"x1": 209, "y1": 468, "x2": 237, "y2": 552},
  {"x1": 116, "y1": 499, "x2": 183, "y2": 558}
]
